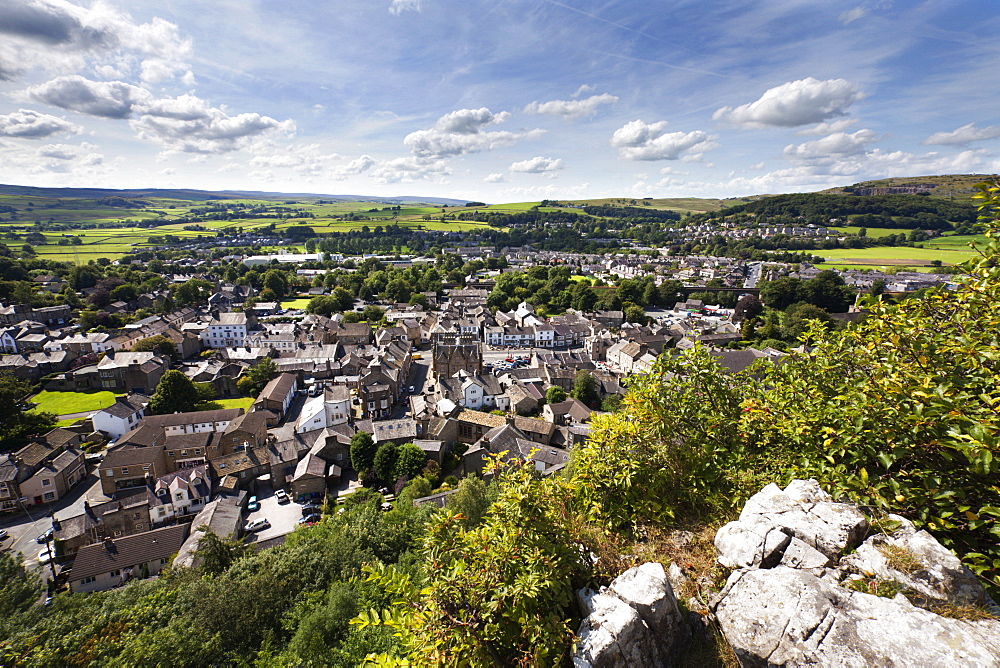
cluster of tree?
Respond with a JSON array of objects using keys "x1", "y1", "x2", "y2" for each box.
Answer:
[
  {"x1": 757, "y1": 270, "x2": 856, "y2": 312},
  {"x1": 0, "y1": 373, "x2": 55, "y2": 451},
  {"x1": 688, "y1": 193, "x2": 977, "y2": 230},
  {"x1": 581, "y1": 204, "x2": 681, "y2": 221}
]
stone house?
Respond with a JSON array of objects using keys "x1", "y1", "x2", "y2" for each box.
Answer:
[{"x1": 69, "y1": 524, "x2": 189, "y2": 593}]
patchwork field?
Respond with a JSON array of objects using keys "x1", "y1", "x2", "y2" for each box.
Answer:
[{"x1": 819, "y1": 244, "x2": 977, "y2": 266}]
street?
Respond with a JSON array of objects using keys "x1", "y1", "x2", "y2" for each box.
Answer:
[{"x1": 1, "y1": 469, "x2": 105, "y2": 573}]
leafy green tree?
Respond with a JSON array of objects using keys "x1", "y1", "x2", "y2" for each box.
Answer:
[
  {"x1": 306, "y1": 295, "x2": 338, "y2": 317},
  {"x1": 362, "y1": 305, "x2": 385, "y2": 322},
  {"x1": 446, "y1": 476, "x2": 495, "y2": 529},
  {"x1": 194, "y1": 528, "x2": 252, "y2": 575},
  {"x1": 350, "y1": 432, "x2": 376, "y2": 472},
  {"x1": 262, "y1": 269, "x2": 289, "y2": 300},
  {"x1": 355, "y1": 457, "x2": 589, "y2": 665},
  {"x1": 0, "y1": 372, "x2": 55, "y2": 447},
  {"x1": 131, "y1": 334, "x2": 177, "y2": 359},
  {"x1": 394, "y1": 443, "x2": 427, "y2": 480},
  {"x1": 172, "y1": 278, "x2": 213, "y2": 307},
  {"x1": 733, "y1": 294, "x2": 764, "y2": 323},
  {"x1": 571, "y1": 370, "x2": 599, "y2": 406},
  {"x1": 781, "y1": 302, "x2": 833, "y2": 342},
  {"x1": 236, "y1": 357, "x2": 278, "y2": 397},
  {"x1": 758, "y1": 276, "x2": 802, "y2": 310},
  {"x1": 373, "y1": 443, "x2": 399, "y2": 483},
  {"x1": 148, "y1": 370, "x2": 201, "y2": 414},
  {"x1": 545, "y1": 386, "x2": 567, "y2": 404}
]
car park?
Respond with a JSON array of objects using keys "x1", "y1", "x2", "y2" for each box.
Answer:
[
  {"x1": 247, "y1": 496, "x2": 260, "y2": 512},
  {"x1": 245, "y1": 518, "x2": 271, "y2": 533},
  {"x1": 275, "y1": 489, "x2": 290, "y2": 504}
]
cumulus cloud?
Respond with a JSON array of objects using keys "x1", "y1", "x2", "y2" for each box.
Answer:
[
  {"x1": 610, "y1": 120, "x2": 717, "y2": 161},
  {"x1": 796, "y1": 118, "x2": 860, "y2": 136},
  {"x1": 523, "y1": 93, "x2": 618, "y2": 120},
  {"x1": 370, "y1": 157, "x2": 451, "y2": 183},
  {"x1": 922, "y1": 122, "x2": 1000, "y2": 146},
  {"x1": 484, "y1": 173, "x2": 505, "y2": 183},
  {"x1": 712, "y1": 78, "x2": 863, "y2": 128},
  {"x1": 131, "y1": 94, "x2": 295, "y2": 154},
  {"x1": 22, "y1": 76, "x2": 294, "y2": 154},
  {"x1": 331, "y1": 155, "x2": 375, "y2": 179},
  {"x1": 509, "y1": 156, "x2": 564, "y2": 173},
  {"x1": 0, "y1": 108, "x2": 80, "y2": 139},
  {"x1": 404, "y1": 107, "x2": 542, "y2": 158},
  {"x1": 31, "y1": 141, "x2": 103, "y2": 173},
  {"x1": 389, "y1": 0, "x2": 421, "y2": 15},
  {"x1": 0, "y1": 0, "x2": 193, "y2": 83},
  {"x1": 783, "y1": 129, "x2": 878, "y2": 162},
  {"x1": 23, "y1": 75, "x2": 151, "y2": 118}
]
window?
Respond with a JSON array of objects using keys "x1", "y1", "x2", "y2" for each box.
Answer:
[
  {"x1": 114, "y1": 530, "x2": 122, "y2": 537},
  {"x1": 105, "y1": 470, "x2": 114, "y2": 477},
  {"x1": 134, "y1": 512, "x2": 141, "y2": 519},
  {"x1": 81, "y1": 576, "x2": 96, "y2": 584},
  {"x1": 135, "y1": 524, "x2": 143, "y2": 530},
  {"x1": 167, "y1": 451, "x2": 175, "y2": 457},
  {"x1": 42, "y1": 479, "x2": 51, "y2": 486},
  {"x1": 43, "y1": 492, "x2": 56, "y2": 501},
  {"x1": 120, "y1": 468, "x2": 129, "y2": 475},
  {"x1": 110, "y1": 569, "x2": 120, "y2": 577}
]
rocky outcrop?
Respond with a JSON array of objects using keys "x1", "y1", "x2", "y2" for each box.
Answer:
[
  {"x1": 711, "y1": 479, "x2": 1000, "y2": 667},
  {"x1": 573, "y1": 562, "x2": 687, "y2": 667}
]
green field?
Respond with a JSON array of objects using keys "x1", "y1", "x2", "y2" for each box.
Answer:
[
  {"x1": 196, "y1": 397, "x2": 254, "y2": 412},
  {"x1": 29, "y1": 390, "x2": 118, "y2": 416},
  {"x1": 828, "y1": 226, "x2": 911, "y2": 238},
  {"x1": 820, "y1": 245, "x2": 976, "y2": 266},
  {"x1": 281, "y1": 297, "x2": 313, "y2": 310}
]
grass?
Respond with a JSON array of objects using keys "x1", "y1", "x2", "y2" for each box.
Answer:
[
  {"x1": 195, "y1": 397, "x2": 254, "y2": 411},
  {"x1": 878, "y1": 543, "x2": 923, "y2": 575},
  {"x1": 820, "y1": 245, "x2": 976, "y2": 265},
  {"x1": 29, "y1": 390, "x2": 118, "y2": 416},
  {"x1": 828, "y1": 226, "x2": 911, "y2": 238},
  {"x1": 281, "y1": 297, "x2": 313, "y2": 310}
]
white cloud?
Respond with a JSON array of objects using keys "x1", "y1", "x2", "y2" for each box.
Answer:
[
  {"x1": 495, "y1": 182, "x2": 591, "y2": 199},
  {"x1": 839, "y1": 7, "x2": 868, "y2": 24},
  {"x1": 484, "y1": 172, "x2": 505, "y2": 183},
  {"x1": 523, "y1": 93, "x2": 618, "y2": 120},
  {"x1": 922, "y1": 123, "x2": 1000, "y2": 146},
  {"x1": 783, "y1": 129, "x2": 878, "y2": 162},
  {"x1": 509, "y1": 156, "x2": 564, "y2": 173},
  {"x1": 713, "y1": 78, "x2": 863, "y2": 128},
  {"x1": 131, "y1": 94, "x2": 295, "y2": 154},
  {"x1": 331, "y1": 155, "x2": 375, "y2": 179},
  {"x1": 404, "y1": 107, "x2": 542, "y2": 158},
  {"x1": 389, "y1": 0, "x2": 421, "y2": 15},
  {"x1": 23, "y1": 75, "x2": 151, "y2": 118},
  {"x1": 610, "y1": 120, "x2": 717, "y2": 161},
  {"x1": 796, "y1": 118, "x2": 860, "y2": 136},
  {"x1": 572, "y1": 84, "x2": 595, "y2": 98},
  {"x1": 0, "y1": 0, "x2": 192, "y2": 83},
  {"x1": 0, "y1": 108, "x2": 80, "y2": 139},
  {"x1": 370, "y1": 156, "x2": 451, "y2": 183}
]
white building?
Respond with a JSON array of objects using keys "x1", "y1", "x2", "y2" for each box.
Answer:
[
  {"x1": 148, "y1": 465, "x2": 211, "y2": 524},
  {"x1": 295, "y1": 385, "x2": 352, "y2": 433},
  {"x1": 200, "y1": 312, "x2": 254, "y2": 349},
  {"x1": 92, "y1": 394, "x2": 149, "y2": 440}
]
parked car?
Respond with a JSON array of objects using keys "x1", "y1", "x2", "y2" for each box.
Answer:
[
  {"x1": 301, "y1": 504, "x2": 321, "y2": 517},
  {"x1": 275, "y1": 489, "x2": 290, "y2": 504},
  {"x1": 298, "y1": 514, "x2": 321, "y2": 525},
  {"x1": 35, "y1": 528, "x2": 54, "y2": 544},
  {"x1": 245, "y1": 519, "x2": 271, "y2": 533},
  {"x1": 247, "y1": 496, "x2": 260, "y2": 512},
  {"x1": 0, "y1": 528, "x2": 8, "y2": 541},
  {"x1": 407, "y1": 385, "x2": 415, "y2": 393},
  {"x1": 38, "y1": 548, "x2": 54, "y2": 564}
]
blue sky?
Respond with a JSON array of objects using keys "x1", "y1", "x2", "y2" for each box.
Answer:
[{"x1": 0, "y1": 0, "x2": 998, "y2": 201}]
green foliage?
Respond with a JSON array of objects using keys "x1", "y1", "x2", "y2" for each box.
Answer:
[
  {"x1": 350, "y1": 432, "x2": 376, "y2": 472},
  {"x1": 354, "y1": 458, "x2": 589, "y2": 665},
  {"x1": 373, "y1": 443, "x2": 399, "y2": 484},
  {"x1": 571, "y1": 346, "x2": 753, "y2": 528},
  {"x1": 445, "y1": 476, "x2": 496, "y2": 529},
  {"x1": 147, "y1": 370, "x2": 201, "y2": 414},
  {"x1": 131, "y1": 334, "x2": 177, "y2": 358},
  {"x1": 237, "y1": 357, "x2": 279, "y2": 397},
  {"x1": 194, "y1": 528, "x2": 252, "y2": 575},
  {"x1": 393, "y1": 443, "x2": 427, "y2": 480},
  {"x1": 0, "y1": 372, "x2": 56, "y2": 448},
  {"x1": 545, "y1": 386, "x2": 567, "y2": 404},
  {"x1": 571, "y1": 370, "x2": 599, "y2": 406}
]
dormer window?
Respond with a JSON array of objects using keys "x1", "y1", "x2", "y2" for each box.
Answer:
[{"x1": 157, "y1": 488, "x2": 167, "y2": 496}]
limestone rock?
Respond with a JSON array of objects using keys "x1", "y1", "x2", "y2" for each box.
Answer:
[
  {"x1": 573, "y1": 562, "x2": 686, "y2": 667},
  {"x1": 716, "y1": 479, "x2": 867, "y2": 570},
  {"x1": 841, "y1": 514, "x2": 988, "y2": 605},
  {"x1": 713, "y1": 566, "x2": 1000, "y2": 667}
]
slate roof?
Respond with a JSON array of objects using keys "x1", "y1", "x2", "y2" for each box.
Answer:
[
  {"x1": 70, "y1": 524, "x2": 189, "y2": 581},
  {"x1": 141, "y1": 408, "x2": 243, "y2": 428}
]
